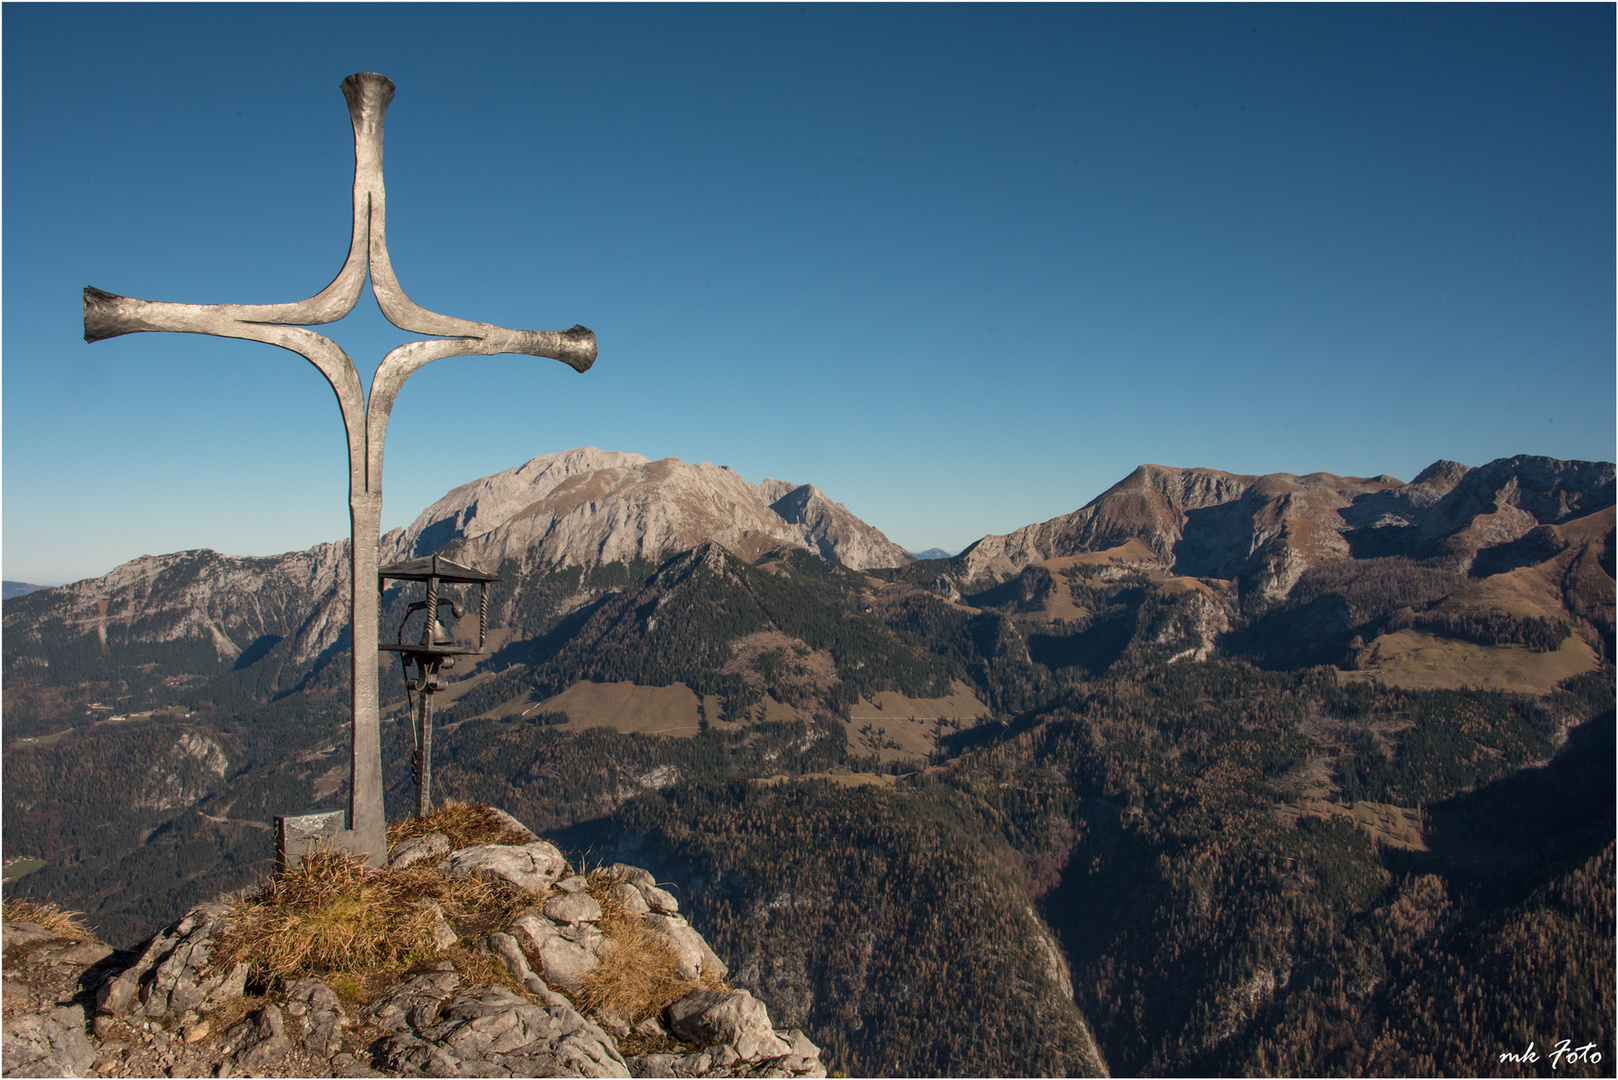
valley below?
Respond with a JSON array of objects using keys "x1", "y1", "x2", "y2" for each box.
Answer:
[{"x1": 4, "y1": 448, "x2": 1614, "y2": 1076}]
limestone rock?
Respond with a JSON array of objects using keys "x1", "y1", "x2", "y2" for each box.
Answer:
[
  {"x1": 372, "y1": 984, "x2": 629, "y2": 1079},
  {"x1": 757, "y1": 479, "x2": 913, "y2": 571},
  {"x1": 645, "y1": 913, "x2": 728, "y2": 982},
  {"x1": 613, "y1": 882, "x2": 651, "y2": 917},
  {"x1": 539, "y1": 930, "x2": 602, "y2": 988},
  {"x1": 604, "y1": 864, "x2": 656, "y2": 890},
  {"x1": 665, "y1": 989, "x2": 790, "y2": 1063},
  {"x1": 482, "y1": 932, "x2": 567, "y2": 1008},
  {"x1": 544, "y1": 891, "x2": 603, "y2": 924},
  {"x1": 285, "y1": 978, "x2": 347, "y2": 1057},
  {"x1": 486, "y1": 807, "x2": 539, "y2": 842},
  {"x1": 507, "y1": 911, "x2": 610, "y2": 988},
  {"x1": 389, "y1": 832, "x2": 451, "y2": 869},
  {"x1": 369, "y1": 1030, "x2": 463, "y2": 1077},
  {"x1": 420, "y1": 902, "x2": 458, "y2": 951},
  {"x1": 509, "y1": 912, "x2": 558, "y2": 950},
  {"x1": 382, "y1": 448, "x2": 911, "y2": 573},
  {"x1": 0, "y1": 922, "x2": 57, "y2": 954},
  {"x1": 94, "y1": 902, "x2": 247, "y2": 1021},
  {"x1": 364, "y1": 971, "x2": 462, "y2": 1033},
  {"x1": 639, "y1": 884, "x2": 680, "y2": 915},
  {"x1": 1, "y1": 1004, "x2": 95, "y2": 1078},
  {"x1": 219, "y1": 1003, "x2": 291, "y2": 1072},
  {"x1": 439, "y1": 839, "x2": 566, "y2": 892}
]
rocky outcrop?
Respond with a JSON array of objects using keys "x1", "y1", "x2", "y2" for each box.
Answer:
[
  {"x1": 93, "y1": 901, "x2": 248, "y2": 1022},
  {"x1": 367, "y1": 976, "x2": 629, "y2": 1078},
  {"x1": 1, "y1": 812, "x2": 826, "y2": 1079},
  {"x1": 1, "y1": 921, "x2": 120, "y2": 1078}
]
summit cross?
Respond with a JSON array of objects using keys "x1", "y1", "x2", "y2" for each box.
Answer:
[{"x1": 83, "y1": 72, "x2": 596, "y2": 866}]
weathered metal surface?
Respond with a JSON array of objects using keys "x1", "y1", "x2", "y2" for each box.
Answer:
[
  {"x1": 378, "y1": 555, "x2": 502, "y2": 583},
  {"x1": 84, "y1": 72, "x2": 594, "y2": 866},
  {"x1": 379, "y1": 555, "x2": 501, "y2": 818}
]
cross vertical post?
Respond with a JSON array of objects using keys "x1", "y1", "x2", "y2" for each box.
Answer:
[{"x1": 83, "y1": 73, "x2": 595, "y2": 866}]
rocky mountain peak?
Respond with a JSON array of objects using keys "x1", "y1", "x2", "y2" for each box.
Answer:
[
  {"x1": 1410, "y1": 459, "x2": 1471, "y2": 497},
  {"x1": 383, "y1": 449, "x2": 910, "y2": 573},
  {"x1": 757, "y1": 479, "x2": 909, "y2": 570}
]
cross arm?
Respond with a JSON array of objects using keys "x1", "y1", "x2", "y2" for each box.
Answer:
[
  {"x1": 82, "y1": 287, "x2": 368, "y2": 490},
  {"x1": 363, "y1": 330, "x2": 595, "y2": 496},
  {"x1": 364, "y1": 213, "x2": 597, "y2": 374}
]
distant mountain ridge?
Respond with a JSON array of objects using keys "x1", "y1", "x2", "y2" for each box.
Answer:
[
  {"x1": 908, "y1": 548, "x2": 954, "y2": 561},
  {"x1": 952, "y1": 455, "x2": 1615, "y2": 599},
  {"x1": 8, "y1": 452, "x2": 1610, "y2": 685}
]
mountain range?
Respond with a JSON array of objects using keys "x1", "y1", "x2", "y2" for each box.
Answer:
[{"x1": 3, "y1": 447, "x2": 1613, "y2": 1076}]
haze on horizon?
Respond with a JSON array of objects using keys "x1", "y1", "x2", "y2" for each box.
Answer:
[{"x1": 3, "y1": 4, "x2": 1612, "y2": 586}]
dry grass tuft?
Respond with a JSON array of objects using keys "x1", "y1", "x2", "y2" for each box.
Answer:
[
  {"x1": 2, "y1": 900, "x2": 92, "y2": 939},
  {"x1": 217, "y1": 851, "x2": 537, "y2": 987},
  {"x1": 217, "y1": 853, "x2": 438, "y2": 983},
  {"x1": 386, "y1": 800, "x2": 532, "y2": 852},
  {"x1": 211, "y1": 808, "x2": 715, "y2": 1028},
  {"x1": 574, "y1": 872, "x2": 702, "y2": 1024},
  {"x1": 442, "y1": 941, "x2": 526, "y2": 994},
  {"x1": 200, "y1": 993, "x2": 264, "y2": 1036}
]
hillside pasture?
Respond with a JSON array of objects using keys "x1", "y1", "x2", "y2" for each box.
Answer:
[
  {"x1": 1349, "y1": 629, "x2": 1598, "y2": 694},
  {"x1": 530, "y1": 680, "x2": 709, "y2": 737},
  {"x1": 844, "y1": 680, "x2": 991, "y2": 763}
]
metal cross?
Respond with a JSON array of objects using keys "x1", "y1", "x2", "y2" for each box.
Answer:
[{"x1": 83, "y1": 72, "x2": 595, "y2": 866}]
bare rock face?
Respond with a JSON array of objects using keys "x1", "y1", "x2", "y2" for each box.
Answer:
[
  {"x1": 388, "y1": 831, "x2": 452, "y2": 870},
  {"x1": 1, "y1": 1005, "x2": 96, "y2": 1078},
  {"x1": 2, "y1": 924, "x2": 120, "y2": 1078},
  {"x1": 952, "y1": 456, "x2": 1616, "y2": 599},
  {"x1": 372, "y1": 980, "x2": 631, "y2": 1078},
  {"x1": 218, "y1": 1002, "x2": 293, "y2": 1072},
  {"x1": 1411, "y1": 456, "x2": 1616, "y2": 567},
  {"x1": 1, "y1": 542, "x2": 350, "y2": 669},
  {"x1": 381, "y1": 447, "x2": 910, "y2": 572},
  {"x1": 953, "y1": 464, "x2": 1390, "y2": 596},
  {"x1": 286, "y1": 977, "x2": 347, "y2": 1057},
  {"x1": 755, "y1": 479, "x2": 913, "y2": 571}
]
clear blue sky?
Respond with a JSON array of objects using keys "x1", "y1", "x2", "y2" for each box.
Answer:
[{"x1": 4, "y1": 4, "x2": 1613, "y2": 585}]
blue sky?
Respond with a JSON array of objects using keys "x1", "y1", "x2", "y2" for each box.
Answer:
[{"x1": 4, "y1": 4, "x2": 1613, "y2": 585}]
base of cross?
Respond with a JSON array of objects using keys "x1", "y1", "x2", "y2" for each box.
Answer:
[{"x1": 273, "y1": 810, "x2": 386, "y2": 870}]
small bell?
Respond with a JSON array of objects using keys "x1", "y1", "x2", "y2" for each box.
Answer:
[{"x1": 422, "y1": 617, "x2": 456, "y2": 647}]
